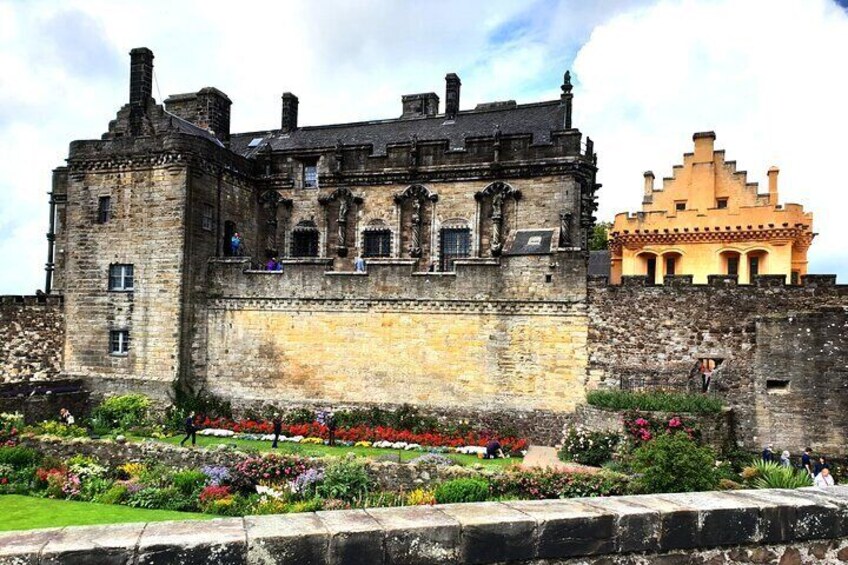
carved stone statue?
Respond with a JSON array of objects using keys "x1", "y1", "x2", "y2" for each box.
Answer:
[
  {"x1": 410, "y1": 197, "x2": 422, "y2": 257},
  {"x1": 559, "y1": 212, "x2": 573, "y2": 247}
]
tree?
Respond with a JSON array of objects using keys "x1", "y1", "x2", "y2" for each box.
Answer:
[{"x1": 590, "y1": 221, "x2": 612, "y2": 251}]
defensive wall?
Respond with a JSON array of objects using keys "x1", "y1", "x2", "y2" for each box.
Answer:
[
  {"x1": 3, "y1": 487, "x2": 848, "y2": 564},
  {"x1": 587, "y1": 274, "x2": 848, "y2": 453}
]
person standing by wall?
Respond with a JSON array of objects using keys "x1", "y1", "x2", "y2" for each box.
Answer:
[
  {"x1": 802, "y1": 447, "x2": 813, "y2": 477},
  {"x1": 230, "y1": 232, "x2": 242, "y2": 257},
  {"x1": 180, "y1": 411, "x2": 197, "y2": 447},
  {"x1": 271, "y1": 413, "x2": 283, "y2": 449},
  {"x1": 762, "y1": 444, "x2": 775, "y2": 463}
]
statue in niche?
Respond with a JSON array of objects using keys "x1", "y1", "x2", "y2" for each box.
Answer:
[
  {"x1": 559, "y1": 212, "x2": 573, "y2": 247},
  {"x1": 491, "y1": 190, "x2": 505, "y2": 255},
  {"x1": 409, "y1": 197, "x2": 423, "y2": 257}
]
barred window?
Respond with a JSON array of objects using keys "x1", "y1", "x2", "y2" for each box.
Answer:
[
  {"x1": 439, "y1": 228, "x2": 471, "y2": 271},
  {"x1": 97, "y1": 196, "x2": 111, "y2": 223},
  {"x1": 109, "y1": 330, "x2": 130, "y2": 355},
  {"x1": 291, "y1": 224, "x2": 319, "y2": 257},
  {"x1": 201, "y1": 204, "x2": 214, "y2": 231},
  {"x1": 108, "y1": 264, "x2": 134, "y2": 291},
  {"x1": 363, "y1": 230, "x2": 391, "y2": 257},
  {"x1": 303, "y1": 163, "x2": 318, "y2": 188}
]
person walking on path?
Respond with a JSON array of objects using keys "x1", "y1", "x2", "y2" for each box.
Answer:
[
  {"x1": 762, "y1": 444, "x2": 775, "y2": 463},
  {"x1": 180, "y1": 411, "x2": 197, "y2": 447},
  {"x1": 802, "y1": 447, "x2": 813, "y2": 477},
  {"x1": 779, "y1": 450, "x2": 791, "y2": 467},
  {"x1": 814, "y1": 455, "x2": 829, "y2": 477},
  {"x1": 271, "y1": 413, "x2": 283, "y2": 449}
]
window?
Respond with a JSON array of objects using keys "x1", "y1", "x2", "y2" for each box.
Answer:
[
  {"x1": 108, "y1": 264, "x2": 134, "y2": 291},
  {"x1": 201, "y1": 204, "x2": 214, "y2": 231},
  {"x1": 109, "y1": 330, "x2": 130, "y2": 355},
  {"x1": 439, "y1": 228, "x2": 471, "y2": 271},
  {"x1": 766, "y1": 379, "x2": 790, "y2": 394},
  {"x1": 716, "y1": 198, "x2": 728, "y2": 209},
  {"x1": 292, "y1": 230, "x2": 319, "y2": 257},
  {"x1": 303, "y1": 162, "x2": 318, "y2": 188},
  {"x1": 675, "y1": 201, "x2": 686, "y2": 212},
  {"x1": 363, "y1": 230, "x2": 391, "y2": 257},
  {"x1": 646, "y1": 256, "x2": 657, "y2": 285},
  {"x1": 749, "y1": 256, "x2": 760, "y2": 277},
  {"x1": 665, "y1": 257, "x2": 676, "y2": 276},
  {"x1": 97, "y1": 196, "x2": 111, "y2": 223},
  {"x1": 727, "y1": 256, "x2": 739, "y2": 276}
]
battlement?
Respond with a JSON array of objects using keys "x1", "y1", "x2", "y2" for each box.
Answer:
[
  {"x1": 0, "y1": 294, "x2": 63, "y2": 306},
  {"x1": 588, "y1": 274, "x2": 841, "y2": 289}
]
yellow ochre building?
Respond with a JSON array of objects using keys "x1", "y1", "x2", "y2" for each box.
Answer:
[{"x1": 609, "y1": 132, "x2": 815, "y2": 285}]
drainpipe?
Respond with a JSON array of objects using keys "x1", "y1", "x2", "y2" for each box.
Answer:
[{"x1": 44, "y1": 192, "x2": 56, "y2": 294}]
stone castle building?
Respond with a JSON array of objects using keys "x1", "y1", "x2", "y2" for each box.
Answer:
[
  {"x1": 6, "y1": 48, "x2": 842, "y2": 449},
  {"x1": 609, "y1": 132, "x2": 815, "y2": 285}
]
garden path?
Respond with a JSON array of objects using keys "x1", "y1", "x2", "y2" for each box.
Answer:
[{"x1": 520, "y1": 446, "x2": 599, "y2": 473}]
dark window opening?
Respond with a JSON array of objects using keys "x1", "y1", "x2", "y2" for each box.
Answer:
[
  {"x1": 108, "y1": 264, "x2": 134, "y2": 291},
  {"x1": 766, "y1": 379, "x2": 790, "y2": 393},
  {"x1": 665, "y1": 257, "x2": 675, "y2": 276},
  {"x1": 646, "y1": 256, "x2": 656, "y2": 285},
  {"x1": 292, "y1": 230, "x2": 319, "y2": 257},
  {"x1": 727, "y1": 256, "x2": 739, "y2": 276},
  {"x1": 545, "y1": 274, "x2": 553, "y2": 283},
  {"x1": 749, "y1": 256, "x2": 760, "y2": 277},
  {"x1": 97, "y1": 196, "x2": 111, "y2": 224},
  {"x1": 439, "y1": 228, "x2": 471, "y2": 271},
  {"x1": 675, "y1": 201, "x2": 686, "y2": 212},
  {"x1": 201, "y1": 204, "x2": 214, "y2": 231},
  {"x1": 223, "y1": 221, "x2": 237, "y2": 257},
  {"x1": 109, "y1": 330, "x2": 130, "y2": 355},
  {"x1": 303, "y1": 162, "x2": 318, "y2": 188},
  {"x1": 716, "y1": 198, "x2": 728, "y2": 209},
  {"x1": 363, "y1": 230, "x2": 391, "y2": 258}
]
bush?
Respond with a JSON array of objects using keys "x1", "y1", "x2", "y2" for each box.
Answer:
[
  {"x1": 171, "y1": 469, "x2": 208, "y2": 495},
  {"x1": 748, "y1": 460, "x2": 813, "y2": 489},
  {"x1": 284, "y1": 408, "x2": 317, "y2": 425},
  {"x1": 90, "y1": 394, "x2": 151, "y2": 432},
  {"x1": 587, "y1": 390, "x2": 723, "y2": 414},
  {"x1": 127, "y1": 486, "x2": 181, "y2": 509},
  {"x1": 0, "y1": 412, "x2": 23, "y2": 446},
  {"x1": 631, "y1": 432, "x2": 719, "y2": 493},
  {"x1": 95, "y1": 483, "x2": 129, "y2": 505},
  {"x1": 317, "y1": 457, "x2": 371, "y2": 503},
  {"x1": 434, "y1": 478, "x2": 490, "y2": 503},
  {"x1": 32, "y1": 420, "x2": 88, "y2": 438},
  {"x1": 0, "y1": 446, "x2": 41, "y2": 468},
  {"x1": 232, "y1": 454, "x2": 309, "y2": 489},
  {"x1": 78, "y1": 477, "x2": 114, "y2": 501},
  {"x1": 490, "y1": 469, "x2": 630, "y2": 499},
  {"x1": 406, "y1": 488, "x2": 436, "y2": 506},
  {"x1": 559, "y1": 427, "x2": 620, "y2": 467}
]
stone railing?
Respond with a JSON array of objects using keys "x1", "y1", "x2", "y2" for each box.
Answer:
[{"x1": 2, "y1": 487, "x2": 847, "y2": 564}]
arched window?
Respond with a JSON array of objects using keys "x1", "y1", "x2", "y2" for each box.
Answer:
[
  {"x1": 637, "y1": 252, "x2": 658, "y2": 285},
  {"x1": 720, "y1": 250, "x2": 741, "y2": 277},
  {"x1": 291, "y1": 220, "x2": 319, "y2": 257},
  {"x1": 663, "y1": 251, "x2": 682, "y2": 278}
]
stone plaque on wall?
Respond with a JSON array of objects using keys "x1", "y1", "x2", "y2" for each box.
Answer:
[{"x1": 505, "y1": 229, "x2": 554, "y2": 255}]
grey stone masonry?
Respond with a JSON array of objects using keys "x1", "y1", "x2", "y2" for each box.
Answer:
[{"x1": 3, "y1": 487, "x2": 848, "y2": 564}]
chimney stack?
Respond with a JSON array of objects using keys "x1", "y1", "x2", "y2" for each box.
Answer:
[
  {"x1": 643, "y1": 171, "x2": 655, "y2": 204},
  {"x1": 281, "y1": 92, "x2": 299, "y2": 133},
  {"x1": 445, "y1": 73, "x2": 461, "y2": 120},
  {"x1": 129, "y1": 48, "x2": 154, "y2": 108},
  {"x1": 561, "y1": 71, "x2": 573, "y2": 129},
  {"x1": 692, "y1": 131, "x2": 716, "y2": 163},
  {"x1": 767, "y1": 166, "x2": 779, "y2": 205}
]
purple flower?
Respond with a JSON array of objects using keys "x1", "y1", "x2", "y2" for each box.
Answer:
[{"x1": 201, "y1": 465, "x2": 230, "y2": 486}]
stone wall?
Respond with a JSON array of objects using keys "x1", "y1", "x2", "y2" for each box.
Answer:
[
  {"x1": 587, "y1": 275, "x2": 848, "y2": 452},
  {"x1": 3, "y1": 487, "x2": 848, "y2": 564},
  {"x1": 0, "y1": 296, "x2": 64, "y2": 383},
  {"x1": 0, "y1": 380, "x2": 89, "y2": 425}
]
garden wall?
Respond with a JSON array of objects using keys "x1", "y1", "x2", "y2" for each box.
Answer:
[
  {"x1": 0, "y1": 379, "x2": 89, "y2": 425},
  {"x1": 587, "y1": 276, "x2": 848, "y2": 453},
  {"x1": 3, "y1": 487, "x2": 848, "y2": 564},
  {"x1": 0, "y1": 295, "x2": 64, "y2": 383},
  {"x1": 567, "y1": 404, "x2": 735, "y2": 453}
]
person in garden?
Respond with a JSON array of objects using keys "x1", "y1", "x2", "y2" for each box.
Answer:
[
  {"x1": 326, "y1": 411, "x2": 337, "y2": 447},
  {"x1": 271, "y1": 412, "x2": 283, "y2": 448},
  {"x1": 180, "y1": 411, "x2": 197, "y2": 447},
  {"x1": 813, "y1": 455, "x2": 829, "y2": 477},
  {"x1": 814, "y1": 467, "x2": 835, "y2": 488},
  {"x1": 58, "y1": 408, "x2": 75, "y2": 426},
  {"x1": 701, "y1": 359, "x2": 713, "y2": 393},
  {"x1": 802, "y1": 447, "x2": 813, "y2": 476},
  {"x1": 780, "y1": 450, "x2": 791, "y2": 467},
  {"x1": 762, "y1": 444, "x2": 775, "y2": 463},
  {"x1": 484, "y1": 438, "x2": 503, "y2": 459}
]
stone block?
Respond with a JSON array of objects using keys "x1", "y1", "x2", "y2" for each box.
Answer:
[
  {"x1": 245, "y1": 513, "x2": 329, "y2": 565},
  {"x1": 504, "y1": 499, "x2": 615, "y2": 559},
  {"x1": 0, "y1": 528, "x2": 62, "y2": 565},
  {"x1": 721, "y1": 490, "x2": 796, "y2": 543},
  {"x1": 137, "y1": 518, "x2": 246, "y2": 565},
  {"x1": 741, "y1": 489, "x2": 840, "y2": 541},
  {"x1": 658, "y1": 492, "x2": 760, "y2": 547},
  {"x1": 366, "y1": 505, "x2": 461, "y2": 564},
  {"x1": 581, "y1": 496, "x2": 661, "y2": 552},
  {"x1": 793, "y1": 487, "x2": 848, "y2": 536},
  {"x1": 438, "y1": 502, "x2": 536, "y2": 564},
  {"x1": 316, "y1": 509, "x2": 385, "y2": 565},
  {"x1": 40, "y1": 523, "x2": 144, "y2": 565},
  {"x1": 620, "y1": 495, "x2": 698, "y2": 551}
]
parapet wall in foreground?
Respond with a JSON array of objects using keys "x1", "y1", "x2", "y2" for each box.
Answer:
[{"x1": 2, "y1": 487, "x2": 848, "y2": 564}]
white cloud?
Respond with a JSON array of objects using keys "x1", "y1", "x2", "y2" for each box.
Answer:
[{"x1": 574, "y1": 0, "x2": 848, "y2": 279}]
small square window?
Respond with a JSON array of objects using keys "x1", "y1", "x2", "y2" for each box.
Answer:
[
  {"x1": 675, "y1": 201, "x2": 686, "y2": 212},
  {"x1": 363, "y1": 230, "x2": 391, "y2": 257},
  {"x1": 303, "y1": 163, "x2": 318, "y2": 188},
  {"x1": 109, "y1": 330, "x2": 130, "y2": 355},
  {"x1": 97, "y1": 196, "x2": 112, "y2": 223},
  {"x1": 716, "y1": 199, "x2": 728, "y2": 209},
  {"x1": 202, "y1": 204, "x2": 214, "y2": 231},
  {"x1": 108, "y1": 264, "x2": 134, "y2": 291}
]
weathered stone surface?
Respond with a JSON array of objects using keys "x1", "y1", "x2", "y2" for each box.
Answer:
[
  {"x1": 0, "y1": 296, "x2": 63, "y2": 384},
  {"x1": 504, "y1": 499, "x2": 614, "y2": 559},
  {"x1": 316, "y1": 509, "x2": 385, "y2": 565},
  {"x1": 438, "y1": 502, "x2": 537, "y2": 564},
  {"x1": 40, "y1": 523, "x2": 144, "y2": 565},
  {"x1": 0, "y1": 528, "x2": 62, "y2": 565},
  {"x1": 658, "y1": 492, "x2": 759, "y2": 547},
  {"x1": 366, "y1": 505, "x2": 461, "y2": 565},
  {"x1": 137, "y1": 518, "x2": 246, "y2": 565},
  {"x1": 620, "y1": 495, "x2": 698, "y2": 551},
  {"x1": 740, "y1": 489, "x2": 838, "y2": 541},
  {"x1": 581, "y1": 496, "x2": 661, "y2": 552},
  {"x1": 245, "y1": 513, "x2": 329, "y2": 565}
]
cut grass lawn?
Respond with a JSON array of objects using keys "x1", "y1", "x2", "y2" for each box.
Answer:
[
  {"x1": 0, "y1": 495, "x2": 214, "y2": 531},
  {"x1": 149, "y1": 435, "x2": 519, "y2": 468}
]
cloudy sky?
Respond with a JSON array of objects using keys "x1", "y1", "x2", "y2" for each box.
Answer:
[{"x1": 1, "y1": 0, "x2": 846, "y2": 293}]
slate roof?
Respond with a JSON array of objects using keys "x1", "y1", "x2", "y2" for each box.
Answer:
[
  {"x1": 165, "y1": 112, "x2": 225, "y2": 148},
  {"x1": 229, "y1": 100, "x2": 564, "y2": 158}
]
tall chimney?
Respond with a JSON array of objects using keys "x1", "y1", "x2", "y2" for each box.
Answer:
[
  {"x1": 767, "y1": 166, "x2": 779, "y2": 205},
  {"x1": 643, "y1": 171, "x2": 655, "y2": 204},
  {"x1": 129, "y1": 48, "x2": 154, "y2": 108},
  {"x1": 445, "y1": 73, "x2": 461, "y2": 120},
  {"x1": 561, "y1": 71, "x2": 573, "y2": 129},
  {"x1": 692, "y1": 131, "x2": 716, "y2": 163},
  {"x1": 281, "y1": 92, "x2": 299, "y2": 133}
]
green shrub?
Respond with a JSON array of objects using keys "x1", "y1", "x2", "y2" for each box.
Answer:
[
  {"x1": 749, "y1": 460, "x2": 813, "y2": 489},
  {"x1": 587, "y1": 390, "x2": 723, "y2": 414},
  {"x1": 31, "y1": 420, "x2": 88, "y2": 438},
  {"x1": 284, "y1": 408, "x2": 317, "y2": 425},
  {"x1": 434, "y1": 478, "x2": 491, "y2": 503},
  {"x1": 0, "y1": 446, "x2": 42, "y2": 468},
  {"x1": 0, "y1": 463, "x2": 35, "y2": 494},
  {"x1": 78, "y1": 477, "x2": 114, "y2": 501},
  {"x1": 94, "y1": 483, "x2": 129, "y2": 505},
  {"x1": 171, "y1": 469, "x2": 208, "y2": 495},
  {"x1": 559, "y1": 427, "x2": 620, "y2": 467},
  {"x1": 490, "y1": 469, "x2": 630, "y2": 499},
  {"x1": 90, "y1": 394, "x2": 151, "y2": 432},
  {"x1": 631, "y1": 432, "x2": 720, "y2": 493},
  {"x1": 126, "y1": 486, "x2": 180, "y2": 509},
  {"x1": 317, "y1": 457, "x2": 372, "y2": 503}
]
